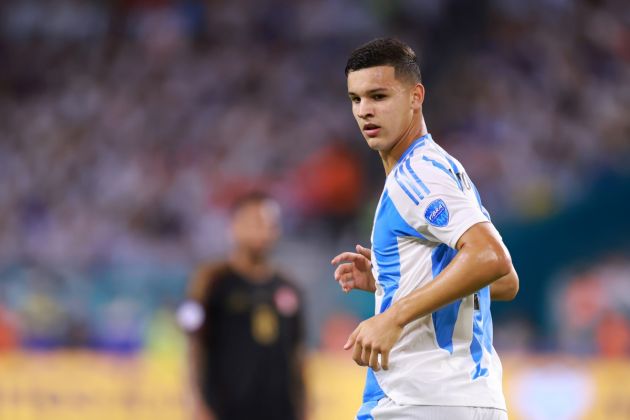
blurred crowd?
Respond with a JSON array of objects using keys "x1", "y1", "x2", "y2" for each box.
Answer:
[
  {"x1": 0, "y1": 0, "x2": 629, "y2": 351},
  {"x1": 552, "y1": 254, "x2": 630, "y2": 357}
]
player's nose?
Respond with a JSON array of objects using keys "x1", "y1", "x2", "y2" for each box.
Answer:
[{"x1": 357, "y1": 101, "x2": 374, "y2": 119}]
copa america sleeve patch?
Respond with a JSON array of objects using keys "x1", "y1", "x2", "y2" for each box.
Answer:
[{"x1": 425, "y1": 198, "x2": 450, "y2": 227}]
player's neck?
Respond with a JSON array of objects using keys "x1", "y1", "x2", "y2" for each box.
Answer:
[
  {"x1": 380, "y1": 117, "x2": 427, "y2": 175},
  {"x1": 229, "y1": 249, "x2": 274, "y2": 283}
]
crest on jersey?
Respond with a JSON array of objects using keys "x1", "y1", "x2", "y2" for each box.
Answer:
[
  {"x1": 425, "y1": 199, "x2": 449, "y2": 227},
  {"x1": 274, "y1": 286, "x2": 299, "y2": 316}
]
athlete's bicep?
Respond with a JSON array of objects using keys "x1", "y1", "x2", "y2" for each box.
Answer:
[
  {"x1": 454, "y1": 220, "x2": 504, "y2": 252},
  {"x1": 178, "y1": 264, "x2": 221, "y2": 334}
]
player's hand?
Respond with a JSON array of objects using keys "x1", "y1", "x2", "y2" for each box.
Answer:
[
  {"x1": 193, "y1": 403, "x2": 217, "y2": 420},
  {"x1": 344, "y1": 310, "x2": 402, "y2": 371},
  {"x1": 331, "y1": 244, "x2": 376, "y2": 293}
]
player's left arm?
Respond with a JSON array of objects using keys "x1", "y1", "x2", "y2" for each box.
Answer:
[{"x1": 345, "y1": 221, "x2": 517, "y2": 370}]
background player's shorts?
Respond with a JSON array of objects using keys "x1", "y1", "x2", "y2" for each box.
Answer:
[{"x1": 357, "y1": 397, "x2": 508, "y2": 420}]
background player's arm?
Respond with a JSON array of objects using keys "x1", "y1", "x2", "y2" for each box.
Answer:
[
  {"x1": 285, "y1": 283, "x2": 308, "y2": 420},
  {"x1": 179, "y1": 265, "x2": 219, "y2": 420},
  {"x1": 293, "y1": 341, "x2": 308, "y2": 420},
  {"x1": 187, "y1": 338, "x2": 215, "y2": 420},
  {"x1": 345, "y1": 221, "x2": 517, "y2": 370}
]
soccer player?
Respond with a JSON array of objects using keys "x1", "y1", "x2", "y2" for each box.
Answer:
[
  {"x1": 331, "y1": 38, "x2": 519, "y2": 419},
  {"x1": 178, "y1": 192, "x2": 305, "y2": 420}
]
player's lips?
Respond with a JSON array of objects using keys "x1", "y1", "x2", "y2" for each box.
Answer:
[{"x1": 363, "y1": 123, "x2": 381, "y2": 138}]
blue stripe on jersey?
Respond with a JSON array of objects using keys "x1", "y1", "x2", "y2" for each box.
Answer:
[
  {"x1": 470, "y1": 286, "x2": 493, "y2": 379},
  {"x1": 404, "y1": 154, "x2": 431, "y2": 195},
  {"x1": 359, "y1": 362, "x2": 387, "y2": 418},
  {"x1": 445, "y1": 158, "x2": 463, "y2": 190},
  {"x1": 470, "y1": 316, "x2": 489, "y2": 379},
  {"x1": 394, "y1": 167, "x2": 420, "y2": 205},
  {"x1": 421, "y1": 156, "x2": 461, "y2": 189},
  {"x1": 428, "y1": 135, "x2": 464, "y2": 190},
  {"x1": 356, "y1": 398, "x2": 379, "y2": 420},
  {"x1": 480, "y1": 286, "x2": 494, "y2": 354},
  {"x1": 471, "y1": 181, "x2": 492, "y2": 221},
  {"x1": 399, "y1": 164, "x2": 425, "y2": 201},
  {"x1": 362, "y1": 368, "x2": 386, "y2": 403},
  {"x1": 471, "y1": 180, "x2": 483, "y2": 207},
  {"x1": 373, "y1": 190, "x2": 424, "y2": 313},
  {"x1": 397, "y1": 134, "x2": 429, "y2": 163},
  {"x1": 430, "y1": 244, "x2": 461, "y2": 354}
]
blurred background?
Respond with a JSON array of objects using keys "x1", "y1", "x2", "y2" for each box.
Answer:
[{"x1": 0, "y1": 0, "x2": 629, "y2": 419}]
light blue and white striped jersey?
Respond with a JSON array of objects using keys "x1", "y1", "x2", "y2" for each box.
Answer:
[{"x1": 363, "y1": 133, "x2": 506, "y2": 410}]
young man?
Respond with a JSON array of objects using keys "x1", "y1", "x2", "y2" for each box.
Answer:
[
  {"x1": 331, "y1": 38, "x2": 519, "y2": 419},
  {"x1": 178, "y1": 192, "x2": 305, "y2": 420}
]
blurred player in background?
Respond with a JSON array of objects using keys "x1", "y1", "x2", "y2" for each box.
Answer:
[
  {"x1": 331, "y1": 38, "x2": 519, "y2": 419},
  {"x1": 178, "y1": 192, "x2": 305, "y2": 420}
]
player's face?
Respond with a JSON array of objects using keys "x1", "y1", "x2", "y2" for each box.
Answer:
[
  {"x1": 347, "y1": 66, "x2": 420, "y2": 152},
  {"x1": 231, "y1": 200, "x2": 281, "y2": 257}
]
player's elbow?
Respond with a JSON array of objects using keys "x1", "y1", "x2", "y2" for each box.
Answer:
[
  {"x1": 458, "y1": 223, "x2": 512, "y2": 282},
  {"x1": 485, "y1": 243, "x2": 512, "y2": 281},
  {"x1": 507, "y1": 277, "x2": 519, "y2": 300},
  {"x1": 499, "y1": 271, "x2": 519, "y2": 301},
  {"x1": 496, "y1": 251, "x2": 512, "y2": 279}
]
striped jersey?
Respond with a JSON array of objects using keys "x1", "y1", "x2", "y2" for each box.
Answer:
[{"x1": 364, "y1": 133, "x2": 506, "y2": 410}]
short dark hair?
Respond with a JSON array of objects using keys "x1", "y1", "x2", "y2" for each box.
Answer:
[
  {"x1": 345, "y1": 38, "x2": 421, "y2": 84},
  {"x1": 230, "y1": 191, "x2": 274, "y2": 215}
]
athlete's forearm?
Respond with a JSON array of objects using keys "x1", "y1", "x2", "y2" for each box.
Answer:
[
  {"x1": 389, "y1": 240, "x2": 511, "y2": 328},
  {"x1": 187, "y1": 338, "x2": 215, "y2": 416},
  {"x1": 293, "y1": 346, "x2": 307, "y2": 420},
  {"x1": 490, "y1": 266, "x2": 519, "y2": 301}
]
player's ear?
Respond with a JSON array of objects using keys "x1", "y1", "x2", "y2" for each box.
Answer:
[{"x1": 411, "y1": 83, "x2": 425, "y2": 110}]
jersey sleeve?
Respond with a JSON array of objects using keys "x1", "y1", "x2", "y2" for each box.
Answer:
[
  {"x1": 177, "y1": 263, "x2": 223, "y2": 334},
  {"x1": 394, "y1": 157, "x2": 489, "y2": 248}
]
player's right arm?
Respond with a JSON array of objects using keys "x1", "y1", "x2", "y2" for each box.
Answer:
[
  {"x1": 177, "y1": 264, "x2": 220, "y2": 420},
  {"x1": 331, "y1": 244, "x2": 377, "y2": 293},
  {"x1": 187, "y1": 338, "x2": 216, "y2": 420}
]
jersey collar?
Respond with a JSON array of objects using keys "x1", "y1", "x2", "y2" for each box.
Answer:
[{"x1": 397, "y1": 133, "x2": 431, "y2": 164}]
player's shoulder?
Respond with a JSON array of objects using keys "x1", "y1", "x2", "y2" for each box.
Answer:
[
  {"x1": 274, "y1": 269, "x2": 302, "y2": 293},
  {"x1": 405, "y1": 138, "x2": 457, "y2": 170},
  {"x1": 271, "y1": 269, "x2": 304, "y2": 316},
  {"x1": 404, "y1": 139, "x2": 471, "y2": 190},
  {"x1": 387, "y1": 141, "x2": 446, "y2": 201},
  {"x1": 388, "y1": 138, "x2": 474, "y2": 213},
  {"x1": 188, "y1": 261, "x2": 232, "y2": 301}
]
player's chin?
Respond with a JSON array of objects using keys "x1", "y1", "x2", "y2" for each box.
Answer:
[{"x1": 364, "y1": 136, "x2": 386, "y2": 151}]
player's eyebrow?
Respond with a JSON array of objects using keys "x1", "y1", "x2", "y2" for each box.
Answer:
[{"x1": 348, "y1": 88, "x2": 389, "y2": 97}]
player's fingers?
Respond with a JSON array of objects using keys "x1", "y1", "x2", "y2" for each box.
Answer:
[
  {"x1": 361, "y1": 345, "x2": 371, "y2": 367},
  {"x1": 334, "y1": 265, "x2": 352, "y2": 282},
  {"x1": 331, "y1": 252, "x2": 362, "y2": 265},
  {"x1": 356, "y1": 244, "x2": 371, "y2": 260},
  {"x1": 344, "y1": 326, "x2": 359, "y2": 350},
  {"x1": 340, "y1": 272, "x2": 354, "y2": 284},
  {"x1": 369, "y1": 347, "x2": 380, "y2": 371},
  {"x1": 339, "y1": 274, "x2": 355, "y2": 293},
  {"x1": 352, "y1": 342, "x2": 363, "y2": 365},
  {"x1": 381, "y1": 350, "x2": 390, "y2": 370},
  {"x1": 334, "y1": 264, "x2": 352, "y2": 280}
]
